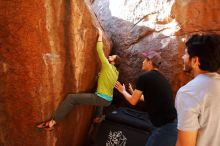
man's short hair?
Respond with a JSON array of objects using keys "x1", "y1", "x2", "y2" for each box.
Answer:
[
  {"x1": 186, "y1": 34, "x2": 220, "y2": 72},
  {"x1": 142, "y1": 50, "x2": 162, "y2": 68}
]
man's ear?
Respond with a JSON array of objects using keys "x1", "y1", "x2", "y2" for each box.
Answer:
[{"x1": 191, "y1": 56, "x2": 200, "y2": 68}]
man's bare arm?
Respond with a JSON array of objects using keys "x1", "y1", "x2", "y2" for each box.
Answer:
[
  {"x1": 176, "y1": 130, "x2": 198, "y2": 146},
  {"x1": 115, "y1": 81, "x2": 142, "y2": 105}
]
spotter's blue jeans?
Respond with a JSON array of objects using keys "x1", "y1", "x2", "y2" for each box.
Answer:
[{"x1": 146, "y1": 121, "x2": 177, "y2": 146}]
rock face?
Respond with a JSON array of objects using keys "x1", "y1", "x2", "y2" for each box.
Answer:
[
  {"x1": 1, "y1": 0, "x2": 220, "y2": 145},
  {"x1": 92, "y1": 0, "x2": 220, "y2": 104},
  {"x1": 0, "y1": 0, "x2": 111, "y2": 146}
]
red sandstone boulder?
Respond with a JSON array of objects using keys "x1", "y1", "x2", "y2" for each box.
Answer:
[
  {"x1": 1, "y1": 0, "x2": 220, "y2": 145},
  {"x1": 0, "y1": 0, "x2": 111, "y2": 146}
]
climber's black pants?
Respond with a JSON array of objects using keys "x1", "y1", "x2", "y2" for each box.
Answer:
[{"x1": 53, "y1": 93, "x2": 111, "y2": 122}]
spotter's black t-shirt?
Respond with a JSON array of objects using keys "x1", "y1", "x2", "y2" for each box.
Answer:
[{"x1": 136, "y1": 70, "x2": 177, "y2": 127}]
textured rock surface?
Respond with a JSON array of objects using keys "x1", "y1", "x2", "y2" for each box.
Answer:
[
  {"x1": 92, "y1": 0, "x2": 220, "y2": 105},
  {"x1": 1, "y1": 0, "x2": 220, "y2": 145},
  {"x1": 0, "y1": 0, "x2": 110, "y2": 146}
]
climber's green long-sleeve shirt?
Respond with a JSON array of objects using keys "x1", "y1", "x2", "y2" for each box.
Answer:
[{"x1": 95, "y1": 42, "x2": 119, "y2": 101}]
